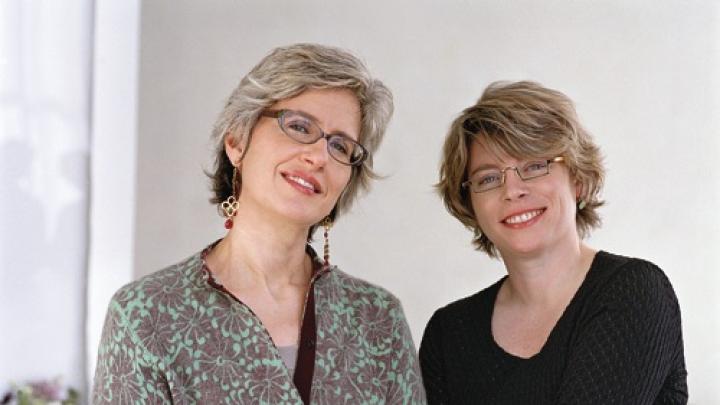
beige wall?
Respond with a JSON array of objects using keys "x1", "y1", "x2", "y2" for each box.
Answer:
[{"x1": 134, "y1": 1, "x2": 719, "y2": 401}]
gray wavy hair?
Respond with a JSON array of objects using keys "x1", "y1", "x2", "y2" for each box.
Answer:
[{"x1": 208, "y1": 43, "x2": 393, "y2": 237}]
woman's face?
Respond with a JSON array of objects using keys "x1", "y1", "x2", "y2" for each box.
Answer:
[
  {"x1": 467, "y1": 138, "x2": 580, "y2": 259},
  {"x1": 226, "y1": 88, "x2": 361, "y2": 227}
]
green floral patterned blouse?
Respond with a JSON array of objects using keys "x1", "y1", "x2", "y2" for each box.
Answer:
[{"x1": 92, "y1": 245, "x2": 426, "y2": 404}]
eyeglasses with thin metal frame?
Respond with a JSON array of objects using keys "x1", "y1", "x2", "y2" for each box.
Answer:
[
  {"x1": 462, "y1": 156, "x2": 565, "y2": 193},
  {"x1": 260, "y1": 109, "x2": 368, "y2": 167}
]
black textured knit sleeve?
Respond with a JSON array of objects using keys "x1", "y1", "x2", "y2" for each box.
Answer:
[
  {"x1": 556, "y1": 260, "x2": 688, "y2": 404},
  {"x1": 419, "y1": 311, "x2": 450, "y2": 405}
]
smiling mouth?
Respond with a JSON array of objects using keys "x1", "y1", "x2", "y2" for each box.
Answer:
[
  {"x1": 283, "y1": 173, "x2": 320, "y2": 194},
  {"x1": 503, "y1": 209, "x2": 545, "y2": 225}
]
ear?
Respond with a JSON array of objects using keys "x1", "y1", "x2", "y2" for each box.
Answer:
[
  {"x1": 574, "y1": 180, "x2": 584, "y2": 201},
  {"x1": 224, "y1": 132, "x2": 244, "y2": 166}
]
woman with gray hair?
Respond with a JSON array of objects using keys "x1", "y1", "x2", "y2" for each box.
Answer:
[{"x1": 93, "y1": 44, "x2": 425, "y2": 404}]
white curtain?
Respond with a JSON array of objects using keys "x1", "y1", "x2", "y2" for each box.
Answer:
[{"x1": 0, "y1": 0, "x2": 93, "y2": 397}]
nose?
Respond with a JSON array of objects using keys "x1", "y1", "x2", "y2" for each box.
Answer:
[
  {"x1": 501, "y1": 168, "x2": 529, "y2": 200},
  {"x1": 301, "y1": 137, "x2": 329, "y2": 168}
]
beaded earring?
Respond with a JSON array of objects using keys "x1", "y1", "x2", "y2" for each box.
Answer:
[
  {"x1": 322, "y1": 216, "x2": 333, "y2": 266},
  {"x1": 220, "y1": 165, "x2": 240, "y2": 229}
]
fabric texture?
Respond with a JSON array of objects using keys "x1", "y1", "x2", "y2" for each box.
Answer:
[
  {"x1": 419, "y1": 251, "x2": 688, "y2": 405},
  {"x1": 93, "y1": 244, "x2": 426, "y2": 404},
  {"x1": 277, "y1": 345, "x2": 298, "y2": 376}
]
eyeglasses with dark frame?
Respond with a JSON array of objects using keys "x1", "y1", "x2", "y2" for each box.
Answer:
[
  {"x1": 462, "y1": 157, "x2": 565, "y2": 193},
  {"x1": 261, "y1": 109, "x2": 368, "y2": 167}
]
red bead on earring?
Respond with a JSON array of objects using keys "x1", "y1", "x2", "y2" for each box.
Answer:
[{"x1": 219, "y1": 164, "x2": 240, "y2": 229}]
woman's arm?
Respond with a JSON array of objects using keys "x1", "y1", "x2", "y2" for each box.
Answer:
[
  {"x1": 419, "y1": 311, "x2": 450, "y2": 405},
  {"x1": 384, "y1": 298, "x2": 428, "y2": 405},
  {"x1": 92, "y1": 291, "x2": 172, "y2": 404},
  {"x1": 556, "y1": 261, "x2": 688, "y2": 404}
]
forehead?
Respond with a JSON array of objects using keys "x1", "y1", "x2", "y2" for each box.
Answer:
[
  {"x1": 271, "y1": 88, "x2": 362, "y2": 139},
  {"x1": 468, "y1": 136, "x2": 521, "y2": 167}
]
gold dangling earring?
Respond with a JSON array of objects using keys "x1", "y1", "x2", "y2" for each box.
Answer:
[
  {"x1": 220, "y1": 165, "x2": 240, "y2": 229},
  {"x1": 322, "y1": 216, "x2": 333, "y2": 267}
]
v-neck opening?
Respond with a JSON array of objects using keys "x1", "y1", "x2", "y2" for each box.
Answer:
[
  {"x1": 486, "y1": 250, "x2": 604, "y2": 361},
  {"x1": 198, "y1": 241, "x2": 329, "y2": 380}
]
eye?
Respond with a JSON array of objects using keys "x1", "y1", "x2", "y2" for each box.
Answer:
[
  {"x1": 286, "y1": 120, "x2": 311, "y2": 134},
  {"x1": 524, "y1": 161, "x2": 548, "y2": 174},
  {"x1": 328, "y1": 136, "x2": 352, "y2": 156},
  {"x1": 478, "y1": 173, "x2": 502, "y2": 186},
  {"x1": 282, "y1": 114, "x2": 315, "y2": 137}
]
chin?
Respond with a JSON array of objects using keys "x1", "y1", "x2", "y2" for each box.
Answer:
[
  {"x1": 498, "y1": 240, "x2": 547, "y2": 258},
  {"x1": 279, "y1": 204, "x2": 327, "y2": 227}
]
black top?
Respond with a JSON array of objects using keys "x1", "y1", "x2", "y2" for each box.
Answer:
[{"x1": 419, "y1": 251, "x2": 688, "y2": 404}]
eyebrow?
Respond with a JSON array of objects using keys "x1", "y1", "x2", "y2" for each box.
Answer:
[
  {"x1": 468, "y1": 163, "x2": 501, "y2": 178},
  {"x1": 293, "y1": 109, "x2": 358, "y2": 141}
]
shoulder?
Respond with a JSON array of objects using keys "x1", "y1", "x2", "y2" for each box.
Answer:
[
  {"x1": 107, "y1": 251, "x2": 204, "y2": 316},
  {"x1": 588, "y1": 251, "x2": 680, "y2": 313},
  {"x1": 427, "y1": 278, "x2": 503, "y2": 329},
  {"x1": 322, "y1": 266, "x2": 402, "y2": 305},
  {"x1": 594, "y1": 251, "x2": 664, "y2": 276},
  {"x1": 317, "y1": 267, "x2": 408, "y2": 324},
  {"x1": 95, "y1": 253, "x2": 207, "y2": 402},
  {"x1": 100, "y1": 250, "x2": 209, "y2": 357},
  {"x1": 594, "y1": 251, "x2": 676, "y2": 295},
  {"x1": 420, "y1": 279, "x2": 502, "y2": 366}
]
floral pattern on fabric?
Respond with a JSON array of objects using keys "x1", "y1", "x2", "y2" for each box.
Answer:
[{"x1": 93, "y1": 249, "x2": 426, "y2": 404}]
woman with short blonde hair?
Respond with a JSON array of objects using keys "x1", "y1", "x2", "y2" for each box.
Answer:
[{"x1": 421, "y1": 81, "x2": 687, "y2": 404}]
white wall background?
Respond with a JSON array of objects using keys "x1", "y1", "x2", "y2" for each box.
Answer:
[{"x1": 91, "y1": 0, "x2": 720, "y2": 402}]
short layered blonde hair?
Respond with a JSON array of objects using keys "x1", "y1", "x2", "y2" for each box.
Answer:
[{"x1": 438, "y1": 81, "x2": 605, "y2": 257}]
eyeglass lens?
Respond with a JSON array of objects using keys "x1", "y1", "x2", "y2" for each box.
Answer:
[
  {"x1": 470, "y1": 160, "x2": 550, "y2": 192},
  {"x1": 280, "y1": 111, "x2": 363, "y2": 165}
]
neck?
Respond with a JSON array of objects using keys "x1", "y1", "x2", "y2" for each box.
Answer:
[
  {"x1": 206, "y1": 203, "x2": 314, "y2": 291},
  {"x1": 499, "y1": 242, "x2": 596, "y2": 307}
]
